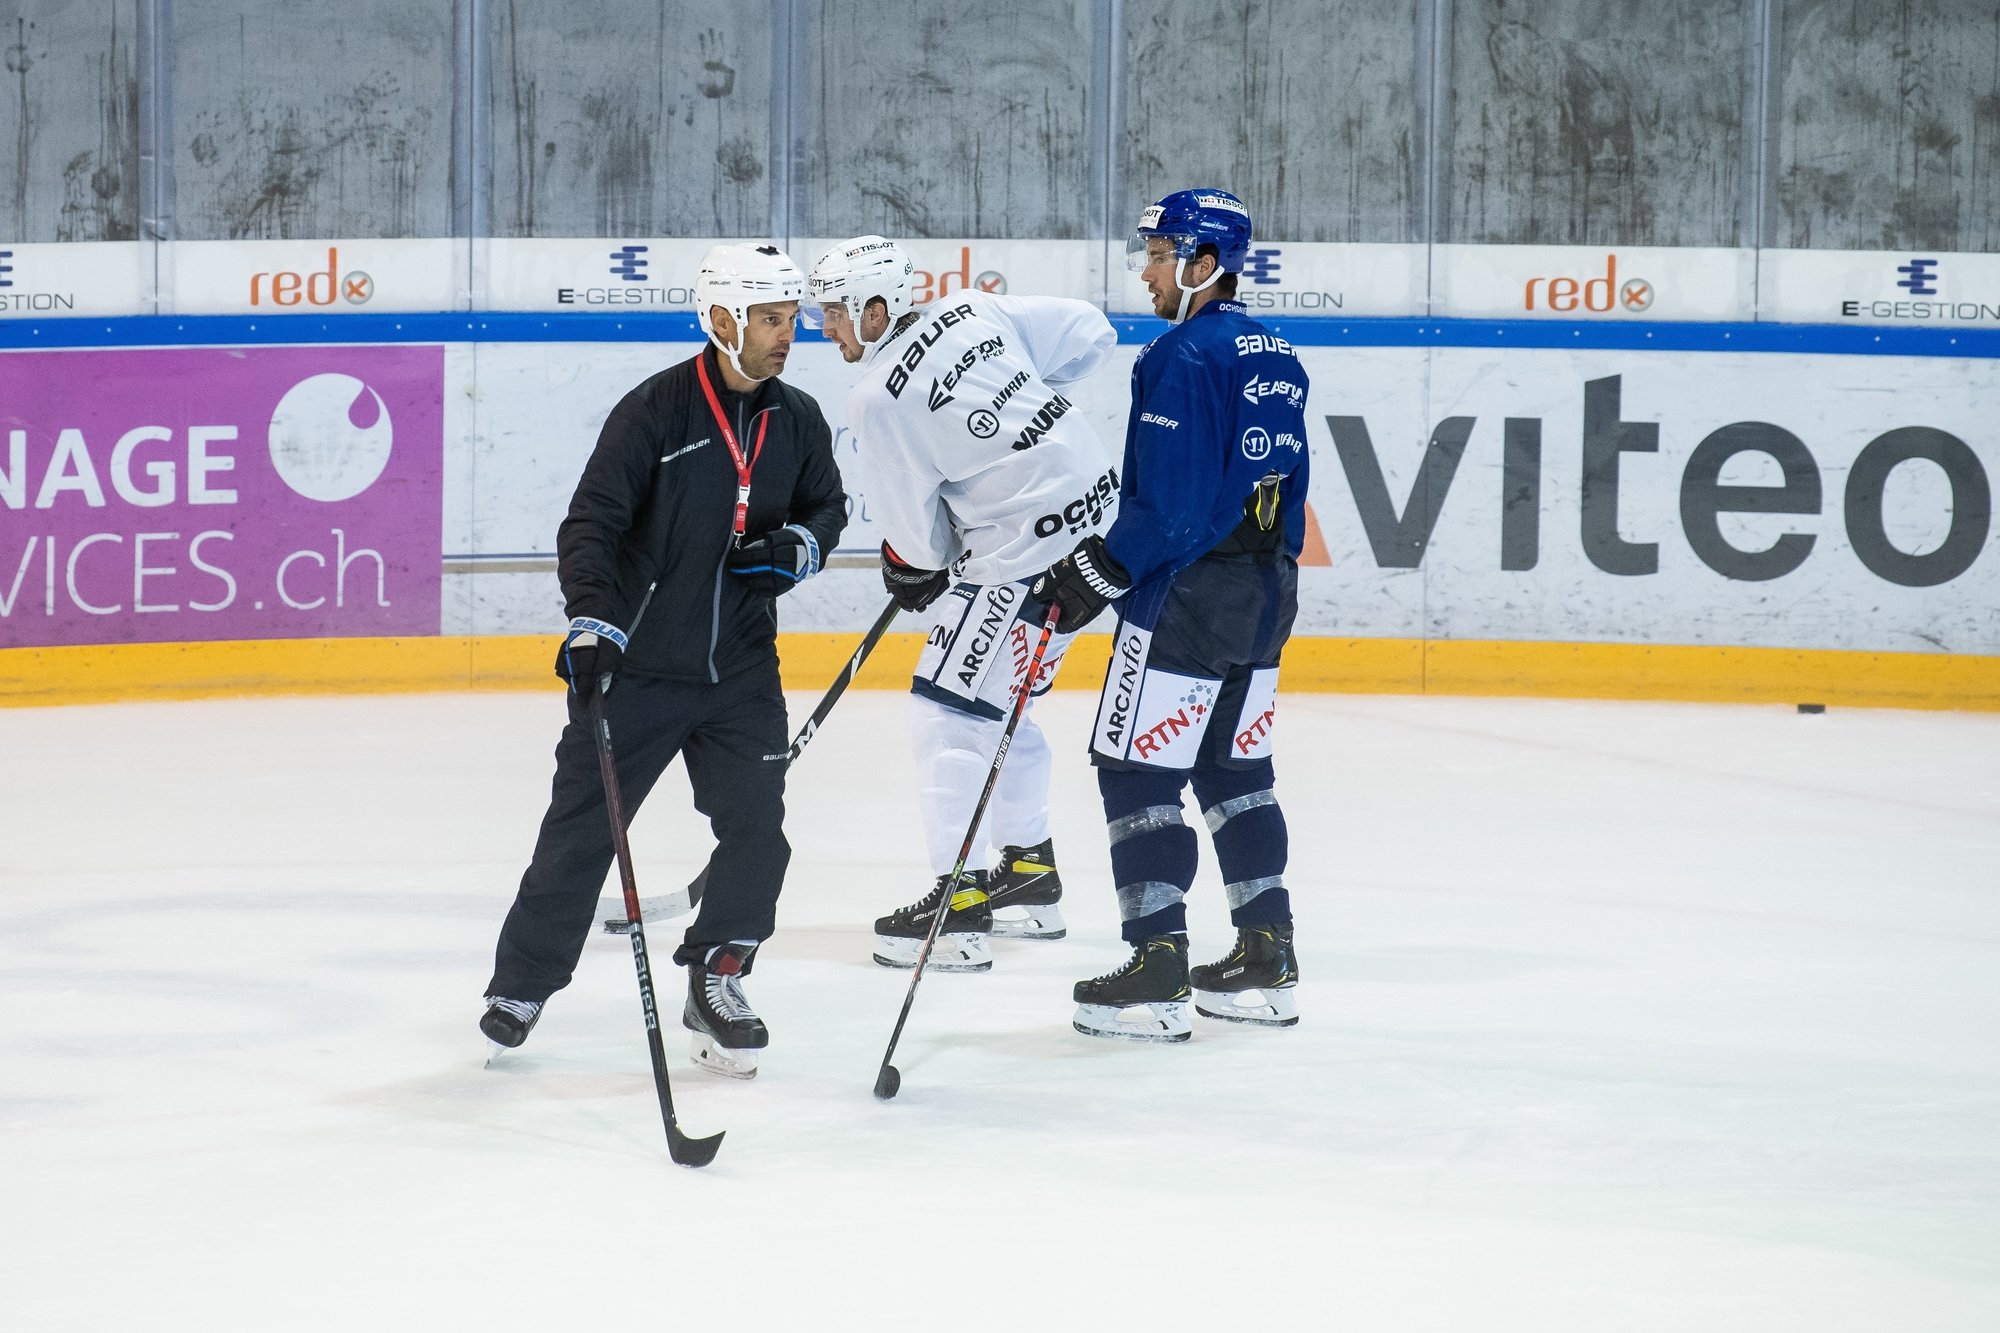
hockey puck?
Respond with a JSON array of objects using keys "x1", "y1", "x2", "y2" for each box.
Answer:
[{"x1": 1796, "y1": 703, "x2": 1826, "y2": 714}]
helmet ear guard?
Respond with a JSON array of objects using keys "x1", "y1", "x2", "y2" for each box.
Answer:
[{"x1": 695, "y1": 243, "x2": 807, "y2": 381}]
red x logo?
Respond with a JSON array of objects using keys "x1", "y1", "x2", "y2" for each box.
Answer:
[{"x1": 343, "y1": 272, "x2": 375, "y2": 304}]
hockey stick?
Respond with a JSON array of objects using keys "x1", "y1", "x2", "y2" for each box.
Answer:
[
  {"x1": 590, "y1": 690, "x2": 724, "y2": 1168},
  {"x1": 762, "y1": 598, "x2": 900, "y2": 765},
  {"x1": 873, "y1": 601, "x2": 1063, "y2": 1101}
]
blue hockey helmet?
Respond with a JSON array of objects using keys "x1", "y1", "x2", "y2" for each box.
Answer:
[{"x1": 1125, "y1": 188, "x2": 1254, "y2": 275}]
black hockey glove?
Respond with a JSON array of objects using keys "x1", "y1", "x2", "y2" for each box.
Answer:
[
  {"x1": 728, "y1": 524, "x2": 821, "y2": 597},
  {"x1": 1031, "y1": 534, "x2": 1131, "y2": 633},
  {"x1": 560, "y1": 617, "x2": 626, "y2": 695},
  {"x1": 880, "y1": 543, "x2": 951, "y2": 613}
]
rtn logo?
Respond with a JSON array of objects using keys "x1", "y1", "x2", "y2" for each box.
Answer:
[
  {"x1": 1896, "y1": 258, "x2": 1939, "y2": 295},
  {"x1": 1243, "y1": 248, "x2": 1282, "y2": 285},
  {"x1": 610, "y1": 245, "x2": 649, "y2": 282},
  {"x1": 0, "y1": 250, "x2": 13, "y2": 287}
]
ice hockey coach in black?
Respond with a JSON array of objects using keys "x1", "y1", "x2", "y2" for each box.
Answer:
[{"x1": 481, "y1": 243, "x2": 847, "y2": 1080}]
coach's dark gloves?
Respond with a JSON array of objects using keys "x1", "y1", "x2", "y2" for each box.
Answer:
[
  {"x1": 560, "y1": 617, "x2": 626, "y2": 694},
  {"x1": 1031, "y1": 534, "x2": 1130, "y2": 633},
  {"x1": 880, "y1": 543, "x2": 951, "y2": 613},
  {"x1": 729, "y1": 524, "x2": 821, "y2": 597}
]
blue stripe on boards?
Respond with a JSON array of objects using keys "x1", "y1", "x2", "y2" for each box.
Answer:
[{"x1": 4, "y1": 311, "x2": 2000, "y2": 358}]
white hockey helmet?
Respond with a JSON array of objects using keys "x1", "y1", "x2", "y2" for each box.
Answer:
[
  {"x1": 695, "y1": 243, "x2": 807, "y2": 380},
  {"x1": 805, "y1": 236, "x2": 915, "y2": 348}
]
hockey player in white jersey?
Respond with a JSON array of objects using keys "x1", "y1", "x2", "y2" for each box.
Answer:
[{"x1": 807, "y1": 236, "x2": 1119, "y2": 972}]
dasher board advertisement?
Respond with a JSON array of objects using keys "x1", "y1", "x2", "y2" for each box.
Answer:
[
  {"x1": 1760, "y1": 249, "x2": 2000, "y2": 328},
  {"x1": 1, "y1": 345, "x2": 444, "y2": 648},
  {"x1": 0, "y1": 242, "x2": 150, "y2": 317},
  {"x1": 166, "y1": 239, "x2": 463, "y2": 315},
  {"x1": 1431, "y1": 244, "x2": 1755, "y2": 322},
  {"x1": 1105, "y1": 241, "x2": 1425, "y2": 319}
]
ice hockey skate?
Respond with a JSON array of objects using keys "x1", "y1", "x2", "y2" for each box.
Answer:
[
  {"x1": 1191, "y1": 924, "x2": 1299, "y2": 1027},
  {"x1": 872, "y1": 871, "x2": 993, "y2": 972},
  {"x1": 683, "y1": 943, "x2": 768, "y2": 1079},
  {"x1": 480, "y1": 995, "x2": 543, "y2": 1064},
  {"x1": 986, "y1": 838, "x2": 1066, "y2": 939},
  {"x1": 1072, "y1": 934, "x2": 1192, "y2": 1042}
]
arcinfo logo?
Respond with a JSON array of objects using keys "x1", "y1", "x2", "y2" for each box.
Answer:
[
  {"x1": 1326, "y1": 374, "x2": 1991, "y2": 590},
  {"x1": 0, "y1": 347, "x2": 443, "y2": 648}
]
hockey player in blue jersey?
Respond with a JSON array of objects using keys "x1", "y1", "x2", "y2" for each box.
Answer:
[{"x1": 1032, "y1": 188, "x2": 1311, "y2": 1043}]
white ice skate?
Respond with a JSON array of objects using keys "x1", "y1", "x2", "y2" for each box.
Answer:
[{"x1": 871, "y1": 929, "x2": 994, "y2": 973}]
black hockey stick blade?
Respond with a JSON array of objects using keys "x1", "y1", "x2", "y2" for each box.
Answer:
[
  {"x1": 668, "y1": 1124, "x2": 726, "y2": 1168},
  {"x1": 873, "y1": 1064, "x2": 901, "y2": 1101}
]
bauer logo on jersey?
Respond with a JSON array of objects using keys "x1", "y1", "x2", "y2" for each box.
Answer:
[
  {"x1": 1140, "y1": 412, "x2": 1179, "y2": 430},
  {"x1": 883, "y1": 303, "x2": 977, "y2": 399}
]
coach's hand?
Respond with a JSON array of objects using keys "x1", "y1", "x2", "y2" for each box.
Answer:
[
  {"x1": 560, "y1": 617, "x2": 626, "y2": 694},
  {"x1": 880, "y1": 543, "x2": 951, "y2": 613},
  {"x1": 729, "y1": 524, "x2": 821, "y2": 597},
  {"x1": 1030, "y1": 535, "x2": 1130, "y2": 633}
]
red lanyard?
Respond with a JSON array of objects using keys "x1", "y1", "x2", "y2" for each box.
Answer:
[{"x1": 695, "y1": 352, "x2": 770, "y2": 536}]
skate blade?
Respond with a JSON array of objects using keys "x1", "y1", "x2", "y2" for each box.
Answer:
[
  {"x1": 1072, "y1": 1000, "x2": 1191, "y2": 1043},
  {"x1": 689, "y1": 1032, "x2": 759, "y2": 1080},
  {"x1": 872, "y1": 931, "x2": 993, "y2": 972},
  {"x1": 1193, "y1": 985, "x2": 1298, "y2": 1027},
  {"x1": 989, "y1": 902, "x2": 1067, "y2": 939}
]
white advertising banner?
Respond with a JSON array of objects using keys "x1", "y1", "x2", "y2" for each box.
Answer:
[
  {"x1": 795, "y1": 237, "x2": 1095, "y2": 305},
  {"x1": 166, "y1": 239, "x2": 463, "y2": 315},
  {"x1": 0, "y1": 242, "x2": 150, "y2": 317},
  {"x1": 478, "y1": 237, "x2": 720, "y2": 312},
  {"x1": 1432, "y1": 244, "x2": 1755, "y2": 322},
  {"x1": 1106, "y1": 241, "x2": 1425, "y2": 318},
  {"x1": 441, "y1": 338, "x2": 1998, "y2": 657},
  {"x1": 1759, "y1": 248, "x2": 2000, "y2": 328}
]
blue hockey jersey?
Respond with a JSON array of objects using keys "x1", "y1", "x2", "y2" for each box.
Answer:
[{"x1": 1101, "y1": 299, "x2": 1311, "y2": 589}]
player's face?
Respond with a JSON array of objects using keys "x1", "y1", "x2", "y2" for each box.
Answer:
[
  {"x1": 1141, "y1": 239, "x2": 1213, "y2": 319},
  {"x1": 820, "y1": 302, "x2": 865, "y2": 363},
  {"x1": 739, "y1": 301, "x2": 799, "y2": 378}
]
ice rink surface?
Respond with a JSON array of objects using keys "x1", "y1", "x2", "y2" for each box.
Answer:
[{"x1": 3, "y1": 688, "x2": 1997, "y2": 1331}]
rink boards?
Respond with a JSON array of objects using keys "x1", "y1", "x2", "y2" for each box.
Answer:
[{"x1": 1, "y1": 315, "x2": 1997, "y2": 708}]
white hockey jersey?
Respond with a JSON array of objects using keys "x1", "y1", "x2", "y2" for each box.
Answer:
[{"x1": 846, "y1": 291, "x2": 1120, "y2": 585}]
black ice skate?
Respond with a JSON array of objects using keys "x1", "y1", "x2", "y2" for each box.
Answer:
[
  {"x1": 480, "y1": 995, "x2": 543, "y2": 1064},
  {"x1": 1071, "y1": 934, "x2": 1191, "y2": 1043},
  {"x1": 986, "y1": 839, "x2": 1066, "y2": 939},
  {"x1": 1191, "y1": 924, "x2": 1299, "y2": 1027},
  {"x1": 683, "y1": 943, "x2": 769, "y2": 1080},
  {"x1": 872, "y1": 871, "x2": 993, "y2": 972}
]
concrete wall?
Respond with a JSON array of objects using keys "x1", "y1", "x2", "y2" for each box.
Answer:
[{"x1": 4, "y1": 1, "x2": 2000, "y2": 251}]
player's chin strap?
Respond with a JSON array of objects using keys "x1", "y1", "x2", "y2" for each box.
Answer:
[
  {"x1": 708, "y1": 331, "x2": 771, "y2": 384},
  {"x1": 1170, "y1": 258, "x2": 1226, "y2": 324}
]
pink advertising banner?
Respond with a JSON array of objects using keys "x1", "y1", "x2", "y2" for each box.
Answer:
[{"x1": 1, "y1": 346, "x2": 443, "y2": 648}]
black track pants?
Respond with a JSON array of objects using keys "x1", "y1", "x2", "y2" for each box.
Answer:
[{"x1": 486, "y1": 655, "x2": 791, "y2": 1003}]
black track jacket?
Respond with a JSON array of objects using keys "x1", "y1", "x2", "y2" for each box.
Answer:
[{"x1": 555, "y1": 345, "x2": 848, "y2": 684}]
